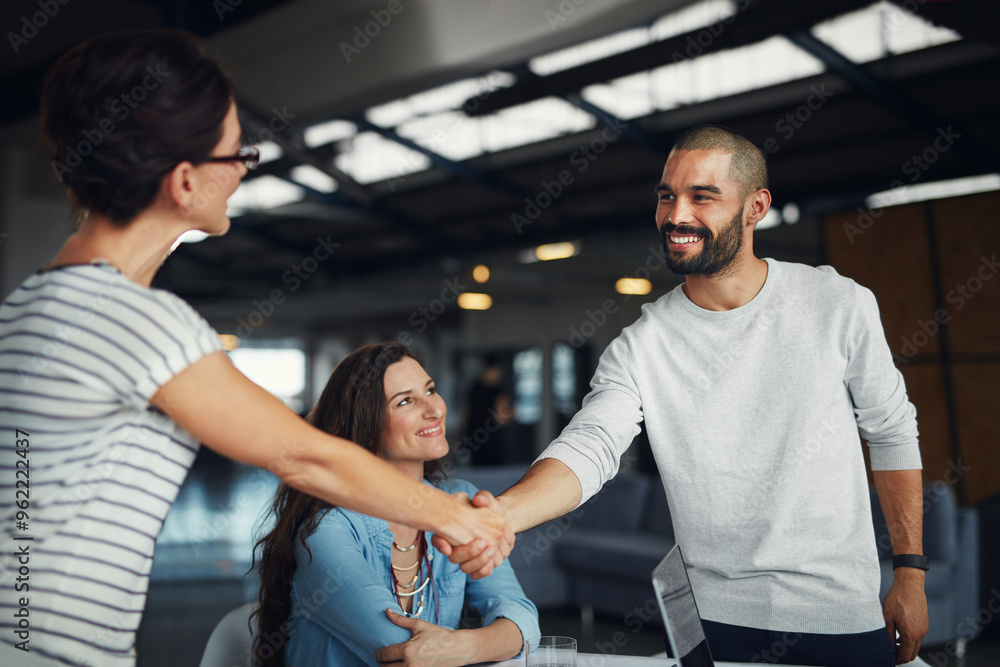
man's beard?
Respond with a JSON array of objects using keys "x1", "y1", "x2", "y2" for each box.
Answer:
[{"x1": 661, "y1": 204, "x2": 745, "y2": 277}]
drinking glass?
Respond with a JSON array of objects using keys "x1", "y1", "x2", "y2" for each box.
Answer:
[{"x1": 525, "y1": 635, "x2": 577, "y2": 667}]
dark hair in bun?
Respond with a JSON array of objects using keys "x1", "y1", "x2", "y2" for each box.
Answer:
[{"x1": 40, "y1": 30, "x2": 235, "y2": 225}]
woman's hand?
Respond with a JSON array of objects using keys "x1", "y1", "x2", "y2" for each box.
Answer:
[
  {"x1": 433, "y1": 491, "x2": 514, "y2": 579},
  {"x1": 432, "y1": 490, "x2": 514, "y2": 579},
  {"x1": 374, "y1": 610, "x2": 473, "y2": 666}
]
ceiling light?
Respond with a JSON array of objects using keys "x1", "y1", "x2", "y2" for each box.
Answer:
[
  {"x1": 472, "y1": 264, "x2": 490, "y2": 283},
  {"x1": 616, "y1": 278, "x2": 652, "y2": 295},
  {"x1": 756, "y1": 209, "x2": 782, "y2": 230},
  {"x1": 457, "y1": 293, "x2": 493, "y2": 310},
  {"x1": 534, "y1": 241, "x2": 580, "y2": 262},
  {"x1": 218, "y1": 334, "x2": 240, "y2": 352},
  {"x1": 782, "y1": 202, "x2": 801, "y2": 224}
]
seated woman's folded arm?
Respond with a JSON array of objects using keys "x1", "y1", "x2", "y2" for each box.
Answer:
[{"x1": 285, "y1": 510, "x2": 411, "y2": 666}]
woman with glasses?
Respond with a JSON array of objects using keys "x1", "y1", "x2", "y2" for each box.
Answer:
[
  {"x1": 253, "y1": 342, "x2": 538, "y2": 667},
  {"x1": 0, "y1": 31, "x2": 507, "y2": 667}
]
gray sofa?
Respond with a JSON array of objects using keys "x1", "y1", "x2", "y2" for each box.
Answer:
[{"x1": 458, "y1": 465, "x2": 981, "y2": 649}]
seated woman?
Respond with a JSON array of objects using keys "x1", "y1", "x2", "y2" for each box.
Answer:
[{"x1": 252, "y1": 342, "x2": 539, "y2": 666}]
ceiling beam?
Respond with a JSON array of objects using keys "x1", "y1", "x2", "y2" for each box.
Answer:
[
  {"x1": 461, "y1": 0, "x2": 874, "y2": 117},
  {"x1": 785, "y1": 31, "x2": 997, "y2": 175}
]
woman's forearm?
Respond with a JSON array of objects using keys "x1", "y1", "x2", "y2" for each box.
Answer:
[
  {"x1": 456, "y1": 618, "x2": 524, "y2": 664},
  {"x1": 152, "y1": 351, "x2": 504, "y2": 549}
]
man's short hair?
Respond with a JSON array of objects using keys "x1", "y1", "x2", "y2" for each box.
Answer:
[{"x1": 670, "y1": 125, "x2": 768, "y2": 199}]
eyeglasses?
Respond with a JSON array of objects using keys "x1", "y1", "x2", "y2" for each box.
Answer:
[{"x1": 200, "y1": 145, "x2": 260, "y2": 171}]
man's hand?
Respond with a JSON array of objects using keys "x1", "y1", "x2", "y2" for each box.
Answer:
[
  {"x1": 374, "y1": 609, "x2": 472, "y2": 666},
  {"x1": 433, "y1": 490, "x2": 514, "y2": 578},
  {"x1": 882, "y1": 569, "x2": 929, "y2": 665},
  {"x1": 431, "y1": 491, "x2": 513, "y2": 579}
]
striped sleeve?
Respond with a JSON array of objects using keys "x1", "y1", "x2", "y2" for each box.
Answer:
[{"x1": 121, "y1": 288, "x2": 223, "y2": 404}]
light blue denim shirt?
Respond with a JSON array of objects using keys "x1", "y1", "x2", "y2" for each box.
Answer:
[{"x1": 285, "y1": 477, "x2": 540, "y2": 666}]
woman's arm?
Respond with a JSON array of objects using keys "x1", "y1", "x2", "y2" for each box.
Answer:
[
  {"x1": 151, "y1": 351, "x2": 506, "y2": 556},
  {"x1": 374, "y1": 611, "x2": 524, "y2": 666},
  {"x1": 287, "y1": 511, "x2": 416, "y2": 664}
]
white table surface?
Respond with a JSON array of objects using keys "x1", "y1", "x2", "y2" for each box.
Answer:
[{"x1": 486, "y1": 652, "x2": 932, "y2": 666}]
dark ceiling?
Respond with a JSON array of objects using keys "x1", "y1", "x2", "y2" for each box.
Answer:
[{"x1": 2, "y1": 0, "x2": 998, "y2": 332}]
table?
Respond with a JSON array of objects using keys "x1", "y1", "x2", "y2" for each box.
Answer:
[{"x1": 486, "y1": 653, "x2": 933, "y2": 666}]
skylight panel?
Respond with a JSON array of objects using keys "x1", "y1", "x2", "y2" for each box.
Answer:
[
  {"x1": 867, "y1": 174, "x2": 1000, "y2": 209},
  {"x1": 228, "y1": 175, "x2": 305, "y2": 212},
  {"x1": 649, "y1": 0, "x2": 738, "y2": 41},
  {"x1": 255, "y1": 141, "x2": 283, "y2": 164},
  {"x1": 396, "y1": 111, "x2": 486, "y2": 161},
  {"x1": 530, "y1": 28, "x2": 651, "y2": 77},
  {"x1": 581, "y1": 71, "x2": 655, "y2": 120},
  {"x1": 812, "y1": 1, "x2": 960, "y2": 65},
  {"x1": 880, "y1": 2, "x2": 961, "y2": 55},
  {"x1": 529, "y1": 0, "x2": 738, "y2": 76},
  {"x1": 334, "y1": 132, "x2": 431, "y2": 185},
  {"x1": 303, "y1": 119, "x2": 356, "y2": 148},
  {"x1": 290, "y1": 165, "x2": 339, "y2": 193},
  {"x1": 366, "y1": 71, "x2": 515, "y2": 128},
  {"x1": 481, "y1": 97, "x2": 596, "y2": 153},
  {"x1": 641, "y1": 36, "x2": 823, "y2": 111}
]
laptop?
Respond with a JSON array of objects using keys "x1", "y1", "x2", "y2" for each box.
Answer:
[{"x1": 651, "y1": 544, "x2": 715, "y2": 667}]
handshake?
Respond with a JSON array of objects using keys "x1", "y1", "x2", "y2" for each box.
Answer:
[{"x1": 431, "y1": 489, "x2": 515, "y2": 579}]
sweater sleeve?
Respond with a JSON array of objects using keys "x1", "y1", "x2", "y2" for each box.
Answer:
[
  {"x1": 846, "y1": 284, "x2": 922, "y2": 470},
  {"x1": 536, "y1": 334, "x2": 644, "y2": 504}
]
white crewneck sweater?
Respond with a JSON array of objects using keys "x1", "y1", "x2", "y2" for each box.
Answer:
[{"x1": 540, "y1": 258, "x2": 921, "y2": 634}]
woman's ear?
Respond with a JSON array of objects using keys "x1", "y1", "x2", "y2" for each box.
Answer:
[{"x1": 164, "y1": 161, "x2": 196, "y2": 212}]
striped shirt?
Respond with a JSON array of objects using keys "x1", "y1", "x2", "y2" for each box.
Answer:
[{"x1": 0, "y1": 263, "x2": 222, "y2": 666}]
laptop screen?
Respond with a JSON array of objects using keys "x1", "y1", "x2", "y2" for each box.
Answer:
[{"x1": 651, "y1": 545, "x2": 715, "y2": 667}]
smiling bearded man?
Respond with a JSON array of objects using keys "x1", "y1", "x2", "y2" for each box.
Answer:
[{"x1": 442, "y1": 124, "x2": 931, "y2": 667}]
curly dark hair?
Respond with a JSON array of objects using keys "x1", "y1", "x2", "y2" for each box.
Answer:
[
  {"x1": 249, "y1": 342, "x2": 445, "y2": 667},
  {"x1": 40, "y1": 30, "x2": 234, "y2": 224}
]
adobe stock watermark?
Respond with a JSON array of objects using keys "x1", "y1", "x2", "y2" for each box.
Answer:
[
  {"x1": 340, "y1": 0, "x2": 412, "y2": 63},
  {"x1": 49, "y1": 64, "x2": 171, "y2": 181},
  {"x1": 383, "y1": 72, "x2": 508, "y2": 193},
  {"x1": 234, "y1": 235, "x2": 341, "y2": 338},
  {"x1": 668, "y1": 0, "x2": 752, "y2": 63},
  {"x1": 443, "y1": 409, "x2": 511, "y2": 471},
  {"x1": 843, "y1": 126, "x2": 961, "y2": 244},
  {"x1": 190, "y1": 470, "x2": 275, "y2": 557},
  {"x1": 895, "y1": 254, "x2": 998, "y2": 364},
  {"x1": 346, "y1": 275, "x2": 469, "y2": 392},
  {"x1": 873, "y1": 459, "x2": 969, "y2": 558},
  {"x1": 515, "y1": 452, "x2": 638, "y2": 568},
  {"x1": 567, "y1": 244, "x2": 667, "y2": 349},
  {"x1": 511, "y1": 116, "x2": 628, "y2": 234},
  {"x1": 244, "y1": 106, "x2": 297, "y2": 146},
  {"x1": 250, "y1": 574, "x2": 345, "y2": 665},
  {"x1": 923, "y1": 588, "x2": 1000, "y2": 667},
  {"x1": 545, "y1": 0, "x2": 591, "y2": 30},
  {"x1": 213, "y1": 0, "x2": 245, "y2": 21},
  {"x1": 15, "y1": 269, "x2": 131, "y2": 387},
  {"x1": 760, "y1": 84, "x2": 835, "y2": 156},
  {"x1": 7, "y1": 0, "x2": 71, "y2": 54}
]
